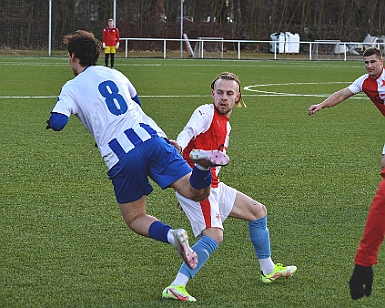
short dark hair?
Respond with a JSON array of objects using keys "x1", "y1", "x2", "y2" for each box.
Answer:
[
  {"x1": 363, "y1": 47, "x2": 382, "y2": 59},
  {"x1": 63, "y1": 30, "x2": 101, "y2": 66}
]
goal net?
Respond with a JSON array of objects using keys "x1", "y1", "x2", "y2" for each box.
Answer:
[
  {"x1": 311, "y1": 40, "x2": 347, "y2": 60},
  {"x1": 193, "y1": 37, "x2": 224, "y2": 59}
]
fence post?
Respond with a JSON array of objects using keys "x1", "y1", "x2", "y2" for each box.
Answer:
[{"x1": 48, "y1": 0, "x2": 52, "y2": 57}]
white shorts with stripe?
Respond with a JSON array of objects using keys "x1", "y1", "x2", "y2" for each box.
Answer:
[{"x1": 176, "y1": 182, "x2": 237, "y2": 238}]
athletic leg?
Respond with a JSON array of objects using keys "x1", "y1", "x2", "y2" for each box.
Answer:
[
  {"x1": 162, "y1": 235, "x2": 218, "y2": 301},
  {"x1": 171, "y1": 168, "x2": 212, "y2": 202},
  {"x1": 105, "y1": 53, "x2": 109, "y2": 67},
  {"x1": 110, "y1": 53, "x2": 115, "y2": 68},
  {"x1": 230, "y1": 191, "x2": 297, "y2": 282},
  {"x1": 163, "y1": 188, "x2": 224, "y2": 301},
  {"x1": 119, "y1": 196, "x2": 197, "y2": 269}
]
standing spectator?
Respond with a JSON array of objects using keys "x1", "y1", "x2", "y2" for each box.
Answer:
[{"x1": 102, "y1": 19, "x2": 120, "y2": 68}]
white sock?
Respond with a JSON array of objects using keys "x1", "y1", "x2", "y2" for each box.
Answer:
[
  {"x1": 259, "y1": 257, "x2": 275, "y2": 275},
  {"x1": 167, "y1": 230, "x2": 175, "y2": 245},
  {"x1": 171, "y1": 272, "x2": 189, "y2": 287},
  {"x1": 194, "y1": 163, "x2": 210, "y2": 171}
]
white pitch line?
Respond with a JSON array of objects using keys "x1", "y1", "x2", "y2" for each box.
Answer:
[
  {"x1": 0, "y1": 93, "x2": 366, "y2": 99},
  {"x1": 0, "y1": 96, "x2": 58, "y2": 99},
  {"x1": 0, "y1": 82, "x2": 367, "y2": 99},
  {"x1": 243, "y1": 81, "x2": 366, "y2": 99}
]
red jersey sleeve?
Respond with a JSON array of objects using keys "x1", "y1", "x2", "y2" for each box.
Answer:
[
  {"x1": 116, "y1": 28, "x2": 120, "y2": 43},
  {"x1": 102, "y1": 28, "x2": 108, "y2": 44}
]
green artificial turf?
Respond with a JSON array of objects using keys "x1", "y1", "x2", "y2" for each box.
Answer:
[{"x1": 1, "y1": 56, "x2": 384, "y2": 307}]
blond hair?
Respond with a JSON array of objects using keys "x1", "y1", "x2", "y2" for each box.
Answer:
[{"x1": 211, "y1": 72, "x2": 245, "y2": 107}]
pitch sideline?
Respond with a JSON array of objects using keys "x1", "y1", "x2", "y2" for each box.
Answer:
[{"x1": 0, "y1": 81, "x2": 366, "y2": 99}]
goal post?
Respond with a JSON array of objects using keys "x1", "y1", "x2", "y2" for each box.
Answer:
[
  {"x1": 311, "y1": 40, "x2": 347, "y2": 60},
  {"x1": 193, "y1": 37, "x2": 224, "y2": 59}
]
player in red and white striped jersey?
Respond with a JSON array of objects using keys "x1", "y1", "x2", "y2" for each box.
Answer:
[
  {"x1": 308, "y1": 47, "x2": 385, "y2": 169},
  {"x1": 308, "y1": 47, "x2": 385, "y2": 300},
  {"x1": 162, "y1": 72, "x2": 297, "y2": 302},
  {"x1": 349, "y1": 169, "x2": 385, "y2": 300}
]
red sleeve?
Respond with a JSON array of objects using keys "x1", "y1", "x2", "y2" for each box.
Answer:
[
  {"x1": 354, "y1": 170, "x2": 385, "y2": 266},
  {"x1": 116, "y1": 28, "x2": 120, "y2": 43},
  {"x1": 102, "y1": 28, "x2": 107, "y2": 43}
]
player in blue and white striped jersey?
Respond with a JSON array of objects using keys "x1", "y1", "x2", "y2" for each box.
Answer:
[{"x1": 46, "y1": 30, "x2": 229, "y2": 271}]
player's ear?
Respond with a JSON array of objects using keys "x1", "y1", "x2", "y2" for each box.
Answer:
[{"x1": 69, "y1": 52, "x2": 76, "y2": 61}]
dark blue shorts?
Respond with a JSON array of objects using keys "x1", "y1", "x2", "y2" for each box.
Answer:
[{"x1": 107, "y1": 137, "x2": 192, "y2": 204}]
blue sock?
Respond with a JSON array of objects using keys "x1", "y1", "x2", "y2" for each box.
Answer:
[
  {"x1": 248, "y1": 216, "x2": 271, "y2": 259},
  {"x1": 148, "y1": 221, "x2": 172, "y2": 243},
  {"x1": 189, "y1": 166, "x2": 212, "y2": 190},
  {"x1": 179, "y1": 235, "x2": 218, "y2": 279}
]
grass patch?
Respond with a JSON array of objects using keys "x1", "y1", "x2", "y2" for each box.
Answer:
[{"x1": 1, "y1": 56, "x2": 384, "y2": 307}]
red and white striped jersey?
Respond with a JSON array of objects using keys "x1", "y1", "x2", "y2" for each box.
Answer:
[
  {"x1": 349, "y1": 68, "x2": 385, "y2": 116},
  {"x1": 177, "y1": 103, "x2": 230, "y2": 187}
]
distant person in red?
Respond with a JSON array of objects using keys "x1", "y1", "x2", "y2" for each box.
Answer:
[
  {"x1": 349, "y1": 169, "x2": 385, "y2": 300},
  {"x1": 102, "y1": 19, "x2": 120, "y2": 68}
]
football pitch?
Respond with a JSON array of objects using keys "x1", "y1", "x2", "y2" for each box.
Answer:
[{"x1": 1, "y1": 56, "x2": 384, "y2": 307}]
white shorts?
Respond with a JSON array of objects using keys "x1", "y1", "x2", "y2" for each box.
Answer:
[
  {"x1": 382, "y1": 144, "x2": 385, "y2": 155},
  {"x1": 176, "y1": 182, "x2": 237, "y2": 238}
]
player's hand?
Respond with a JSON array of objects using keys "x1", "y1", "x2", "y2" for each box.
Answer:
[
  {"x1": 46, "y1": 119, "x2": 52, "y2": 129},
  {"x1": 115, "y1": 42, "x2": 119, "y2": 49},
  {"x1": 349, "y1": 265, "x2": 373, "y2": 300},
  {"x1": 307, "y1": 104, "x2": 321, "y2": 115},
  {"x1": 102, "y1": 42, "x2": 106, "y2": 49},
  {"x1": 169, "y1": 139, "x2": 182, "y2": 153}
]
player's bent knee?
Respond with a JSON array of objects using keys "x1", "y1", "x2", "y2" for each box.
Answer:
[
  {"x1": 193, "y1": 192, "x2": 210, "y2": 202},
  {"x1": 119, "y1": 198, "x2": 147, "y2": 228},
  {"x1": 189, "y1": 188, "x2": 210, "y2": 202},
  {"x1": 251, "y1": 201, "x2": 267, "y2": 219},
  {"x1": 202, "y1": 228, "x2": 223, "y2": 245},
  {"x1": 260, "y1": 203, "x2": 267, "y2": 216}
]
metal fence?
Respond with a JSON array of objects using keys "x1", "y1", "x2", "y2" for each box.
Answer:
[
  {"x1": 2, "y1": 1, "x2": 384, "y2": 61},
  {"x1": 1, "y1": 0, "x2": 112, "y2": 51},
  {"x1": 119, "y1": 37, "x2": 385, "y2": 61}
]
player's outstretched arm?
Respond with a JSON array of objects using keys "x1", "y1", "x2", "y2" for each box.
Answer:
[
  {"x1": 307, "y1": 103, "x2": 322, "y2": 115},
  {"x1": 308, "y1": 87, "x2": 354, "y2": 115}
]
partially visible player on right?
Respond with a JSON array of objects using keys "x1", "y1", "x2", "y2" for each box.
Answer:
[
  {"x1": 162, "y1": 72, "x2": 297, "y2": 302},
  {"x1": 308, "y1": 47, "x2": 385, "y2": 169},
  {"x1": 350, "y1": 168, "x2": 385, "y2": 300},
  {"x1": 306, "y1": 44, "x2": 385, "y2": 302}
]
